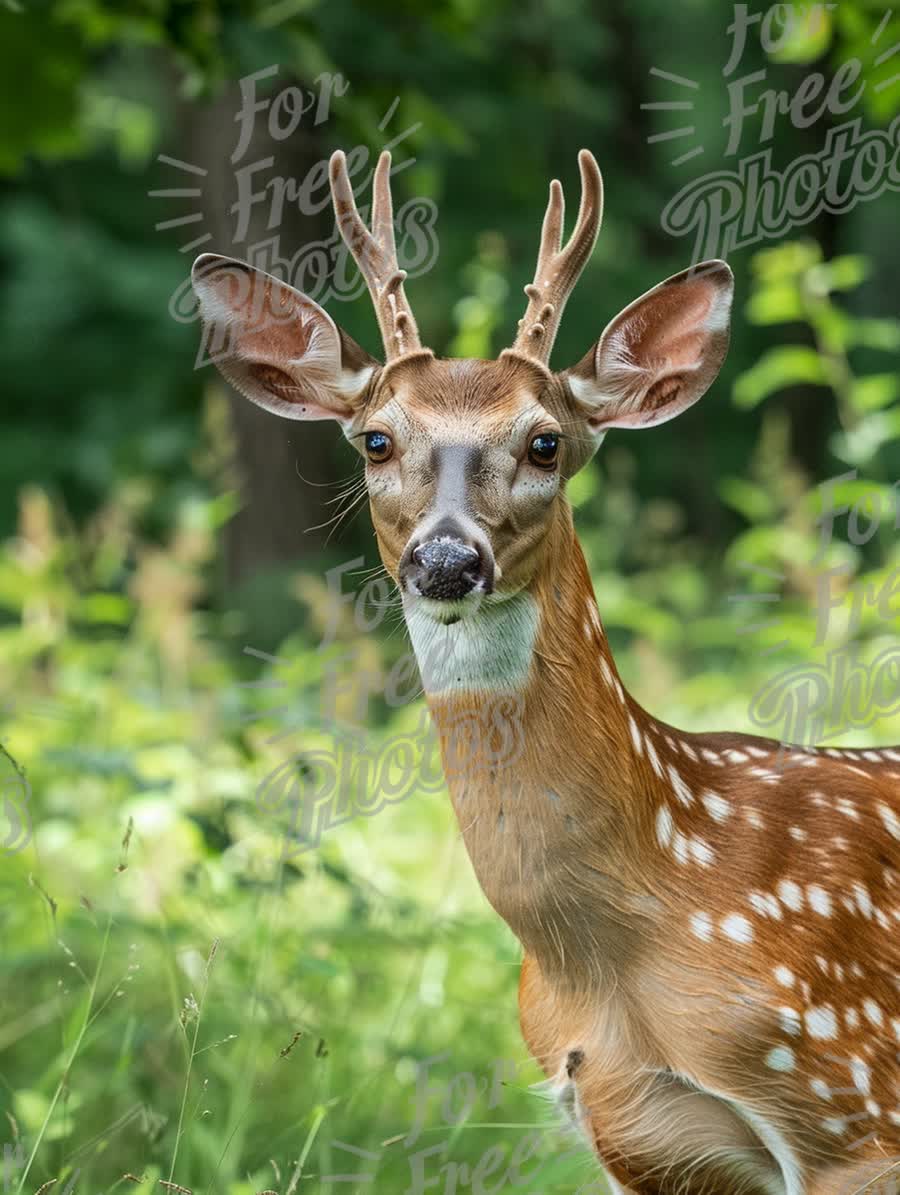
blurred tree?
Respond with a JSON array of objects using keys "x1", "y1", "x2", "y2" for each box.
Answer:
[
  {"x1": 0, "y1": 0, "x2": 897, "y2": 578},
  {"x1": 176, "y1": 78, "x2": 344, "y2": 583}
]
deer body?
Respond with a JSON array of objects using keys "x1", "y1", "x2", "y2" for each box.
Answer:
[
  {"x1": 192, "y1": 149, "x2": 900, "y2": 1194},
  {"x1": 417, "y1": 481, "x2": 900, "y2": 1195}
]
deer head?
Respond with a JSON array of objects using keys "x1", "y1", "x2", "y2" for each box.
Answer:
[{"x1": 191, "y1": 149, "x2": 733, "y2": 627}]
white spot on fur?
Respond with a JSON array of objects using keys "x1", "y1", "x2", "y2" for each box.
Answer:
[
  {"x1": 656, "y1": 806, "x2": 674, "y2": 848},
  {"x1": 777, "y1": 880, "x2": 803, "y2": 911},
  {"x1": 805, "y1": 1007, "x2": 838, "y2": 1040},
  {"x1": 690, "y1": 837, "x2": 715, "y2": 867},
  {"x1": 749, "y1": 892, "x2": 781, "y2": 920},
  {"x1": 878, "y1": 802, "x2": 900, "y2": 840},
  {"x1": 853, "y1": 882, "x2": 873, "y2": 918},
  {"x1": 690, "y1": 911, "x2": 713, "y2": 942},
  {"x1": 850, "y1": 1057, "x2": 871, "y2": 1095},
  {"x1": 779, "y1": 1008, "x2": 801, "y2": 1036},
  {"x1": 645, "y1": 735, "x2": 664, "y2": 778},
  {"x1": 628, "y1": 716, "x2": 644, "y2": 756},
  {"x1": 863, "y1": 999, "x2": 884, "y2": 1028},
  {"x1": 701, "y1": 792, "x2": 731, "y2": 822},
  {"x1": 667, "y1": 765, "x2": 694, "y2": 807},
  {"x1": 766, "y1": 1046, "x2": 795, "y2": 1073},
  {"x1": 721, "y1": 913, "x2": 753, "y2": 944}
]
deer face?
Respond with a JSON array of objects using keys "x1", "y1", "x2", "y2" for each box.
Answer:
[
  {"x1": 354, "y1": 354, "x2": 586, "y2": 622},
  {"x1": 191, "y1": 150, "x2": 733, "y2": 626}
]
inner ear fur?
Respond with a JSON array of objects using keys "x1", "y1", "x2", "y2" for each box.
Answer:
[{"x1": 192, "y1": 254, "x2": 380, "y2": 426}]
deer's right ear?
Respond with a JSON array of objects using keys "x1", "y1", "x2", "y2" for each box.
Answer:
[
  {"x1": 191, "y1": 254, "x2": 379, "y2": 427},
  {"x1": 563, "y1": 260, "x2": 733, "y2": 434}
]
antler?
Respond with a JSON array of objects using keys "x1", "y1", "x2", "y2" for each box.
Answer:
[
  {"x1": 505, "y1": 149, "x2": 604, "y2": 367},
  {"x1": 329, "y1": 149, "x2": 427, "y2": 363}
]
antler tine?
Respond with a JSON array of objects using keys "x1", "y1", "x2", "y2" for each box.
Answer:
[
  {"x1": 329, "y1": 149, "x2": 425, "y2": 363},
  {"x1": 506, "y1": 149, "x2": 604, "y2": 367},
  {"x1": 538, "y1": 179, "x2": 565, "y2": 263},
  {"x1": 371, "y1": 150, "x2": 397, "y2": 259}
]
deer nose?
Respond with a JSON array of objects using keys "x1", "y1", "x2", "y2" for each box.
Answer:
[
  {"x1": 410, "y1": 538, "x2": 483, "y2": 601},
  {"x1": 400, "y1": 516, "x2": 496, "y2": 602}
]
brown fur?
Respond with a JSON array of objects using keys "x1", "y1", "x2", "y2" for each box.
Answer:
[
  {"x1": 432, "y1": 502, "x2": 900, "y2": 1194},
  {"x1": 191, "y1": 152, "x2": 899, "y2": 1192}
]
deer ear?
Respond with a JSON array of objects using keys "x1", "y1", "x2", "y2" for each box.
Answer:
[
  {"x1": 565, "y1": 260, "x2": 733, "y2": 432},
  {"x1": 191, "y1": 254, "x2": 379, "y2": 427}
]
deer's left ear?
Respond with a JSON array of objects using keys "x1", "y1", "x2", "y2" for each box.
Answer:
[
  {"x1": 191, "y1": 254, "x2": 379, "y2": 428},
  {"x1": 564, "y1": 260, "x2": 733, "y2": 432}
]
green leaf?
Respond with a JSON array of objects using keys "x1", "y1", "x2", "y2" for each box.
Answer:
[
  {"x1": 851, "y1": 374, "x2": 900, "y2": 413},
  {"x1": 745, "y1": 281, "x2": 802, "y2": 326},
  {"x1": 733, "y1": 346, "x2": 826, "y2": 408},
  {"x1": 75, "y1": 593, "x2": 134, "y2": 625},
  {"x1": 815, "y1": 255, "x2": 869, "y2": 292},
  {"x1": 751, "y1": 242, "x2": 821, "y2": 284},
  {"x1": 0, "y1": 9, "x2": 90, "y2": 174},
  {"x1": 848, "y1": 318, "x2": 900, "y2": 352},
  {"x1": 804, "y1": 478, "x2": 900, "y2": 520},
  {"x1": 831, "y1": 410, "x2": 900, "y2": 466},
  {"x1": 718, "y1": 478, "x2": 776, "y2": 522}
]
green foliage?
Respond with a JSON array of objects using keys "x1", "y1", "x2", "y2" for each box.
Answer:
[
  {"x1": 0, "y1": 482, "x2": 610, "y2": 1193},
  {"x1": 716, "y1": 242, "x2": 900, "y2": 731},
  {"x1": 735, "y1": 239, "x2": 900, "y2": 459}
]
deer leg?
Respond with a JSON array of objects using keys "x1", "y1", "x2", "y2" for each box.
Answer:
[
  {"x1": 520, "y1": 959, "x2": 788, "y2": 1194},
  {"x1": 534, "y1": 1038, "x2": 789, "y2": 1193},
  {"x1": 583, "y1": 1074, "x2": 790, "y2": 1195}
]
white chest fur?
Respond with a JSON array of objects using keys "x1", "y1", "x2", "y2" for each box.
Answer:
[{"x1": 403, "y1": 591, "x2": 540, "y2": 694}]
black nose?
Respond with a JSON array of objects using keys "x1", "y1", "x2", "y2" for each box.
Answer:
[{"x1": 410, "y1": 537, "x2": 483, "y2": 601}]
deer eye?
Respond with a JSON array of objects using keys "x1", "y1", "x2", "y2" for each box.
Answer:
[
  {"x1": 528, "y1": 432, "x2": 559, "y2": 469},
  {"x1": 364, "y1": 431, "x2": 393, "y2": 463}
]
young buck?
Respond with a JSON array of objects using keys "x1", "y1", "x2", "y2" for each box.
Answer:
[{"x1": 191, "y1": 150, "x2": 900, "y2": 1195}]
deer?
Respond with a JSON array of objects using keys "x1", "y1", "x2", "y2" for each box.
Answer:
[{"x1": 190, "y1": 148, "x2": 900, "y2": 1195}]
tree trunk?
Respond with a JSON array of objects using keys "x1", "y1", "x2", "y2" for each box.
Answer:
[{"x1": 182, "y1": 77, "x2": 348, "y2": 586}]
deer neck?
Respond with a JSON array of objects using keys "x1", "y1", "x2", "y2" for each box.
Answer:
[{"x1": 402, "y1": 502, "x2": 664, "y2": 987}]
